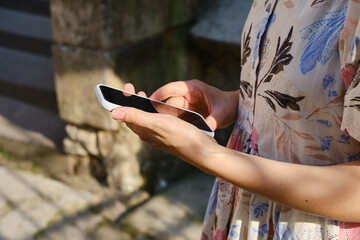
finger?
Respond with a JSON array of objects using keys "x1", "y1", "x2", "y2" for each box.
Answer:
[
  {"x1": 123, "y1": 83, "x2": 135, "y2": 96},
  {"x1": 124, "y1": 83, "x2": 135, "y2": 93},
  {"x1": 164, "y1": 96, "x2": 186, "y2": 108},
  {"x1": 150, "y1": 81, "x2": 190, "y2": 101},
  {"x1": 137, "y1": 91, "x2": 147, "y2": 97},
  {"x1": 112, "y1": 107, "x2": 153, "y2": 128},
  {"x1": 205, "y1": 115, "x2": 218, "y2": 130}
]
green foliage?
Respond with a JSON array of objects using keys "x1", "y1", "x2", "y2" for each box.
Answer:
[
  {"x1": 1, "y1": 147, "x2": 12, "y2": 160},
  {"x1": 32, "y1": 163, "x2": 39, "y2": 173}
]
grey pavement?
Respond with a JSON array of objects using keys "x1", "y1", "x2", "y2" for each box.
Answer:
[
  {"x1": 0, "y1": 161, "x2": 214, "y2": 240},
  {"x1": 0, "y1": 165, "x2": 100, "y2": 240},
  {"x1": 119, "y1": 172, "x2": 215, "y2": 240}
]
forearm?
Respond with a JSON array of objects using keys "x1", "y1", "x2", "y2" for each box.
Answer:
[{"x1": 198, "y1": 145, "x2": 360, "y2": 222}]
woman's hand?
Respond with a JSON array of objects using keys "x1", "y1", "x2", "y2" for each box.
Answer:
[
  {"x1": 111, "y1": 82, "x2": 220, "y2": 170},
  {"x1": 150, "y1": 80, "x2": 239, "y2": 130}
]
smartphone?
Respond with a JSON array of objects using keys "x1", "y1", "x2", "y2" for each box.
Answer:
[{"x1": 95, "y1": 84, "x2": 215, "y2": 137}]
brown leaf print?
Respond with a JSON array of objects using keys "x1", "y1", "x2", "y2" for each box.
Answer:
[
  {"x1": 293, "y1": 130, "x2": 315, "y2": 140},
  {"x1": 276, "y1": 132, "x2": 286, "y2": 150},
  {"x1": 264, "y1": 90, "x2": 305, "y2": 111},
  {"x1": 306, "y1": 94, "x2": 344, "y2": 127},
  {"x1": 305, "y1": 145, "x2": 323, "y2": 151},
  {"x1": 284, "y1": 0, "x2": 294, "y2": 8},
  {"x1": 290, "y1": 150, "x2": 301, "y2": 163},
  {"x1": 256, "y1": 27, "x2": 306, "y2": 113},
  {"x1": 240, "y1": 80, "x2": 253, "y2": 99},
  {"x1": 242, "y1": 24, "x2": 252, "y2": 66},
  {"x1": 275, "y1": 120, "x2": 280, "y2": 135},
  {"x1": 258, "y1": 27, "x2": 294, "y2": 88},
  {"x1": 348, "y1": 96, "x2": 360, "y2": 111},
  {"x1": 311, "y1": 0, "x2": 325, "y2": 7},
  {"x1": 311, "y1": 0, "x2": 345, "y2": 8},
  {"x1": 281, "y1": 113, "x2": 302, "y2": 120},
  {"x1": 307, "y1": 154, "x2": 334, "y2": 161}
]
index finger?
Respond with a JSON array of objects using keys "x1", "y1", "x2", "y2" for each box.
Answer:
[{"x1": 150, "y1": 81, "x2": 189, "y2": 101}]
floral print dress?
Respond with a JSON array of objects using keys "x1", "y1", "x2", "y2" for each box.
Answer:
[{"x1": 202, "y1": 0, "x2": 360, "y2": 239}]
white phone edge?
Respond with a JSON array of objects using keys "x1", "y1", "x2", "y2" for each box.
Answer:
[{"x1": 95, "y1": 84, "x2": 215, "y2": 138}]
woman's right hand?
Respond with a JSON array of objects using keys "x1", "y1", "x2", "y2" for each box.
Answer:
[{"x1": 150, "y1": 80, "x2": 239, "y2": 130}]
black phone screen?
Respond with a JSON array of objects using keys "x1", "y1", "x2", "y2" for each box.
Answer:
[{"x1": 99, "y1": 85, "x2": 213, "y2": 132}]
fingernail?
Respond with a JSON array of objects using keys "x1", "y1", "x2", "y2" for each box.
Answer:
[{"x1": 112, "y1": 110, "x2": 125, "y2": 120}]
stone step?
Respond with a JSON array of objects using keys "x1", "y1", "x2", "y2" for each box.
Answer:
[
  {"x1": 0, "y1": 0, "x2": 50, "y2": 16},
  {"x1": 0, "y1": 95, "x2": 66, "y2": 155},
  {"x1": 0, "y1": 7, "x2": 52, "y2": 56},
  {"x1": 0, "y1": 47, "x2": 57, "y2": 111},
  {"x1": 0, "y1": 7, "x2": 52, "y2": 40}
]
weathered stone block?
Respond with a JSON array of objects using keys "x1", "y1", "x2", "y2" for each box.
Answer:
[
  {"x1": 63, "y1": 138, "x2": 88, "y2": 156},
  {"x1": 97, "y1": 128, "x2": 143, "y2": 193},
  {"x1": 114, "y1": 27, "x2": 201, "y2": 94},
  {"x1": 50, "y1": 0, "x2": 201, "y2": 49},
  {"x1": 98, "y1": 127, "x2": 141, "y2": 160},
  {"x1": 65, "y1": 124, "x2": 99, "y2": 156},
  {"x1": 66, "y1": 155, "x2": 91, "y2": 177},
  {"x1": 54, "y1": 27, "x2": 201, "y2": 130},
  {"x1": 53, "y1": 45, "x2": 122, "y2": 130}
]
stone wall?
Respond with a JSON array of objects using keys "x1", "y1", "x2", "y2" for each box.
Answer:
[
  {"x1": 51, "y1": 0, "x2": 252, "y2": 195},
  {"x1": 51, "y1": 0, "x2": 204, "y2": 194}
]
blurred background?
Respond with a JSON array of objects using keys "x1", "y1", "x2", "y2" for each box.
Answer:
[{"x1": 0, "y1": 0, "x2": 252, "y2": 239}]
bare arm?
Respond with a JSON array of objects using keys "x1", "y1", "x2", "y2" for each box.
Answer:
[
  {"x1": 200, "y1": 145, "x2": 360, "y2": 222},
  {"x1": 112, "y1": 82, "x2": 360, "y2": 222}
]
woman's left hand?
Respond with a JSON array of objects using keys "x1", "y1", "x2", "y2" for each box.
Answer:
[{"x1": 111, "y1": 85, "x2": 218, "y2": 169}]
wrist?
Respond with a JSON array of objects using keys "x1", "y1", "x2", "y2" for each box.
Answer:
[{"x1": 193, "y1": 142, "x2": 226, "y2": 175}]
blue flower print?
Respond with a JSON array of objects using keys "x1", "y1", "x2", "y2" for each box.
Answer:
[
  {"x1": 347, "y1": 152, "x2": 360, "y2": 162},
  {"x1": 350, "y1": 36, "x2": 360, "y2": 60},
  {"x1": 328, "y1": 90, "x2": 338, "y2": 98},
  {"x1": 230, "y1": 224, "x2": 240, "y2": 239},
  {"x1": 322, "y1": 75, "x2": 335, "y2": 90},
  {"x1": 318, "y1": 136, "x2": 333, "y2": 151},
  {"x1": 252, "y1": 224, "x2": 268, "y2": 238},
  {"x1": 204, "y1": 179, "x2": 218, "y2": 220},
  {"x1": 252, "y1": 203, "x2": 269, "y2": 218},
  {"x1": 321, "y1": 75, "x2": 338, "y2": 99},
  {"x1": 317, "y1": 119, "x2": 332, "y2": 128},
  {"x1": 337, "y1": 134, "x2": 351, "y2": 144},
  {"x1": 300, "y1": 7, "x2": 347, "y2": 75},
  {"x1": 274, "y1": 206, "x2": 281, "y2": 225},
  {"x1": 274, "y1": 224, "x2": 294, "y2": 240},
  {"x1": 320, "y1": 75, "x2": 339, "y2": 101}
]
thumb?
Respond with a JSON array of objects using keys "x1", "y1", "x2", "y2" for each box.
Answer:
[{"x1": 112, "y1": 107, "x2": 151, "y2": 127}]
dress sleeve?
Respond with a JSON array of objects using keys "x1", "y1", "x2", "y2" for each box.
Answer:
[{"x1": 339, "y1": 1, "x2": 360, "y2": 142}]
